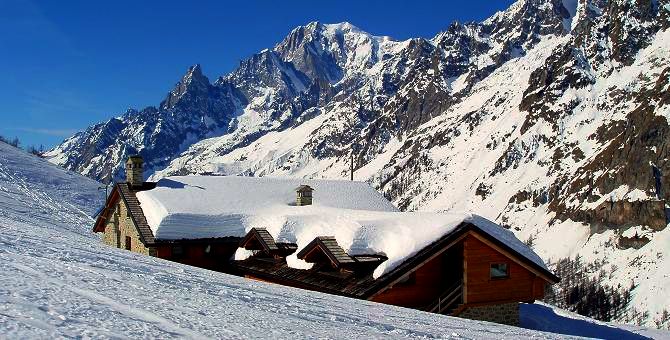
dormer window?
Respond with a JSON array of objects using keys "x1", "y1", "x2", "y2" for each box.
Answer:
[
  {"x1": 238, "y1": 228, "x2": 297, "y2": 259},
  {"x1": 297, "y1": 236, "x2": 354, "y2": 271},
  {"x1": 239, "y1": 228, "x2": 279, "y2": 256}
]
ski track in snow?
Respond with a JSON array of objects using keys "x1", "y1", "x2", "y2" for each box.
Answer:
[{"x1": 2, "y1": 142, "x2": 583, "y2": 339}]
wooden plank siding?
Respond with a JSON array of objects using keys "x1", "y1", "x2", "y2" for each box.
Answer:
[
  {"x1": 371, "y1": 243, "x2": 463, "y2": 309},
  {"x1": 463, "y1": 235, "x2": 543, "y2": 304},
  {"x1": 371, "y1": 252, "x2": 447, "y2": 308},
  {"x1": 154, "y1": 242, "x2": 239, "y2": 272}
]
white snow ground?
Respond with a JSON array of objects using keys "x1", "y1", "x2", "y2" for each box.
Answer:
[{"x1": 1, "y1": 142, "x2": 666, "y2": 339}]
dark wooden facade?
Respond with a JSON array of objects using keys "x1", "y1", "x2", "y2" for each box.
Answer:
[
  {"x1": 153, "y1": 238, "x2": 240, "y2": 271},
  {"x1": 234, "y1": 224, "x2": 559, "y2": 318},
  {"x1": 463, "y1": 234, "x2": 547, "y2": 306}
]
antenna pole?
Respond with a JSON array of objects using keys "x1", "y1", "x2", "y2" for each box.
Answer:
[{"x1": 350, "y1": 148, "x2": 354, "y2": 181}]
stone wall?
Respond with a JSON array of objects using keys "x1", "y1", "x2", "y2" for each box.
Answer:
[
  {"x1": 458, "y1": 302, "x2": 519, "y2": 326},
  {"x1": 103, "y1": 199, "x2": 152, "y2": 255}
]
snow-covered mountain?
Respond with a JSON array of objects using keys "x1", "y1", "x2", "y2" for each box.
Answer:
[
  {"x1": 47, "y1": 0, "x2": 670, "y2": 327},
  {"x1": 4, "y1": 142, "x2": 667, "y2": 338}
]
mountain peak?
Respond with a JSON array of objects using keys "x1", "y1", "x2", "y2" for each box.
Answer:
[
  {"x1": 160, "y1": 64, "x2": 211, "y2": 111},
  {"x1": 182, "y1": 64, "x2": 208, "y2": 84},
  {"x1": 323, "y1": 22, "x2": 361, "y2": 33}
]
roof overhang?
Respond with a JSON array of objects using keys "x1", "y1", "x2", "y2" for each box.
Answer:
[{"x1": 92, "y1": 186, "x2": 121, "y2": 233}]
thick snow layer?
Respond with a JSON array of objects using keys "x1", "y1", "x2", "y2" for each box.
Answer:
[
  {"x1": 136, "y1": 176, "x2": 547, "y2": 278},
  {"x1": 142, "y1": 25, "x2": 670, "y2": 326},
  {"x1": 1, "y1": 143, "x2": 586, "y2": 339},
  {"x1": 136, "y1": 175, "x2": 399, "y2": 237}
]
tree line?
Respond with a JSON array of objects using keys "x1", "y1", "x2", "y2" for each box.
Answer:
[
  {"x1": 0, "y1": 135, "x2": 46, "y2": 157},
  {"x1": 544, "y1": 256, "x2": 669, "y2": 329}
]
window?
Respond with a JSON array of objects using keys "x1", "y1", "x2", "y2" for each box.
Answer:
[
  {"x1": 125, "y1": 236, "x2": 132, "y2": 250},
  {"x1": 490, "y1": 263, "x2": 509, "y2": 279},
  {"x1": 172, "y1": 245, "x2": 184, "y2": 259}
]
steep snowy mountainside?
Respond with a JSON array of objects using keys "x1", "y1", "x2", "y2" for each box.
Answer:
[
  {"x1": 48, "y1": 0, "x2": 575, "y2": 183},
  {"x1": 1, "y1": 144, "x2": 581, "y2": 338},
  {"x1": 46, "y1": 0, "x2": 670, "y2": 327},
  {"x1": 0, "y1": 142, "x2": 102, "y2": 234}
]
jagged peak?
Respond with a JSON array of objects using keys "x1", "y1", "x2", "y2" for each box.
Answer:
[
  {"x1": 431, "y1": 21, "x2": 480, "y2": 43},
  {"x1": 277, "y1": 20, "x2": 391, "y2": 52},
  {"x1": 181, "y1": 64, "x2": 209, "y2": 84},
  {"x1": 484, "y1": 0, "x2": 573, "y2": 26},
  {"x1": 160, "y1": 64, "x2": 211, "y2": 110},
  {"x1": 323, "y1": 21, "x2": 361, "y2": 34}
]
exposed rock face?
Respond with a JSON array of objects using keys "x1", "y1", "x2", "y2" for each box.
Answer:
[
  {"x1": 548, "y1": 66, "x2": 670, "y2": 232},
  {"x1": 46, "y1": 65, "x2": 243, "y2": 183},
  {"x1": 618, "y1": 233, "x2": 651, "y2": 249},
  {"x1": 591, "y1": 200, "x2": 667, "y2": 232}
]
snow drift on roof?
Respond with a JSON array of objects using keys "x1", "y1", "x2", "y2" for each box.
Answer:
[
  {"x1": 136, "y1": 176, "x2": 399, "y2": 238},
  {"x1": 136, "y1": 176, "x2": 547, "y2": 278}
]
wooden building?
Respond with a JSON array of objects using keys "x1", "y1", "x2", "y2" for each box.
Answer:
[
  {"x1": 93, "y1": 156, "x2": 559, "y2": 326},
  {"x1": 234, "y1": 225, "x2": 558, "y2": 326}
]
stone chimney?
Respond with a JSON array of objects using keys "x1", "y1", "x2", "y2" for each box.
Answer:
[
  {"x1": 125, "y1": 155, "x2": 144, "y2": 187},
  {"x1": 295, "y1": 185, "x2": 314, "y2": 206}
]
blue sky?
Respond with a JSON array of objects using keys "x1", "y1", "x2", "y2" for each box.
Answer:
[{"x1": 0, "y1": 0, "x2": 515, "y2": 148}]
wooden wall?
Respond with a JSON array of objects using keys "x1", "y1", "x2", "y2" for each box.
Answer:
[
  {"x1": 371, "y1": 245, "x2": 462, "y2": 309},
  {"x1": 463, "y1": 235, "x2": 544, "y2": 304},
  {"x1": 155, "y1": 243, "x2": 237, "y2": 272}
]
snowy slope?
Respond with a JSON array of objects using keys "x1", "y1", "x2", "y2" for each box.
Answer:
[
  {"x1": 0, "y1": 142, "x2": 102, "y2": 234},
  {"x1": 1, "y1": 143, "x2": 582, "y2": 339},
  {"x1": 4, "y1": 139, "x2": 667, "y2": 338},
  {"x1": 520, "y1": 302, "x2": 669, "y2": 339},
  {"x1": 4, "y1": 217, "x2": 575, "y2": 339}
]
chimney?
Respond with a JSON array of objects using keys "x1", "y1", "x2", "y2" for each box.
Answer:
[
  {"x1": 295, "y1": 185, "x2": 314, "y2": 206},
  {"x1": 125, "y1": 155, "x2": 144, "y2": 187}
]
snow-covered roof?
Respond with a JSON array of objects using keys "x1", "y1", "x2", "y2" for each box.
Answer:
[{"x1": 136, "y1": 176, "x2": 548, "y2": 278}]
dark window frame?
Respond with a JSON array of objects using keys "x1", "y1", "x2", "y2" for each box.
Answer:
[
  {"x1": 489, "y1": 262, "x2": 509, "y2": 280},
  {"x1": 125, "y1": 236, "x2": 132, "y2": 250}
]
